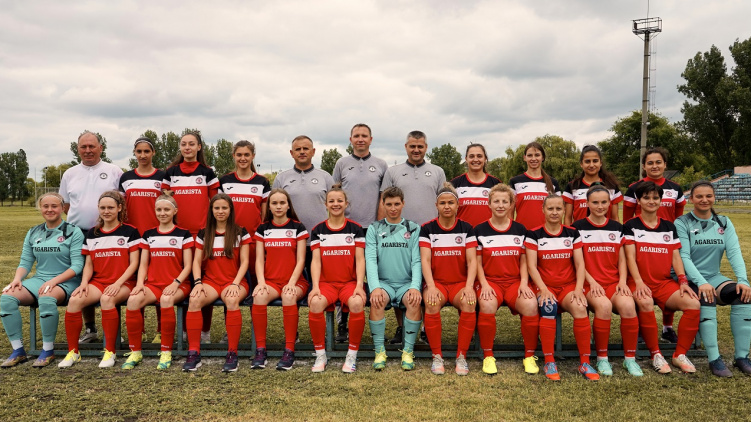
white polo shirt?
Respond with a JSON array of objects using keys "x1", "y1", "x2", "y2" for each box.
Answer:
[{"x1": 60, "y1": 161, "x2": 123, "y2": 230}]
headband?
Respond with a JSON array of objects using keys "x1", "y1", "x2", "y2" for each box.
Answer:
[
  {"x1": 437, "y1": 190, "x2": 458, "y2": 200},
  {"x1": 155, "y1": 198, "x2": 177, "y2": 208},
  {"x1": 134, "y1": 138, "x2": 154, "y2": 149}
]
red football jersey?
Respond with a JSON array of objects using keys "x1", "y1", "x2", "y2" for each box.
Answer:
[
  {"x1": 82, "y1": 224, "x2": 142, "y2": 285},
  {"x1": 255, "y1": 219, "x2": 309, "y2": 284},
  {"x1": 622, "y1": 217, "x2": 681, "y2": 289},
  {"x1": 419, "y1": 219, "x2": 477, "y2": 285},
  {"x1": 571, "y1": 218, "x2": 624, "y2": 285},
  {"x1": 162, "y1": 162, "x2": 220, "y2": 235},
  {"x1": 119, "y1": 169, "x2": 166, "y2": 234},
  {"x1": 310, "y1": 220, "x2": 365, "y2": 284},
  {"x1": 195, "y1": 228, "x2": 252, "y2": 285},
  {"x1": 141, "y1": 226, "x2": 194, "y2": 287},
  {"x1": 525, "y1": 225, "x2": 581, "y2": 288},
  {"x1": 219, "y1": 172, "x2": 270, "y2": 234},
  {"x1": 508, "y1": 172, "x2": 561, "y2": 230},
  {"x1": 451, "y1": 173, "x2": 502, "y2": 227},
  {"x1": 623, "y1": 178, "x2": 686, "y2": 222},
  {"x1": 474, "y1": 220, "x2": 526, "y2": 286},
  {"x1": 563, "y1": 179, "x2": 623, "y2": 222}
]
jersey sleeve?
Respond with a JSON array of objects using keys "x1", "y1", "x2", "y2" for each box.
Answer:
[
  {"x1": 409, "y1": 223, "x2": 422, "y2": 290},
  {"x1": 380, "y1": 168, "x2": 393, "y2": 192},
  {"x1": 623, "y1": 186, "x2": 637, "y2": 220},
  {"x1": 552, "y1": 178, "x2": 561, "y2": 195},
  {"x1": 127, "y1": 228, "x2": 143, "y2": 252},
  {"x1": 161, "y1": 169, "x2": 172, "y2": 190},
  {"x1": 296, "y1": 223, "x2": 309, "y2": 241},
  {"x1": 309, "y1": 225, "x2": 321, "y2": 250},
  {"x1": 17, "y1": 228, "x2": 36, "y2": 272},
  {"x1": 261, "y1": 178, "x2": 271, "y2": 202},
  {"x1": 182, "y1": 231, "x2": 195, "y2": 249},
  {"x1": 59, "y1": 173, "x2": 70, "y2": 203},
  {"x1": 332, "y1": 160, "x2": 342, "y2": 183},
  {"x1": 118, "y1": 174, "x2": 126, "y2": 194},
  {"x1": 364, "y1": 225, "x2": 381, "y2": 290},
  {"x1": 207, "y1": 168, "x2": 220, "y2": 198},
  {"x1": 419, "y1": 224, "x2": 431, "y2": 248},
  {"x1": 562, "y1": 182, "x2": 574, "y2": 204},
  {"x1": 524, "y1": 230, "x2": 538, "y2": 251},
  {"x1": 195, "y1": 229, "x2": 206, "y2": 250},
  {"x1": 253, "y1": 224, "x2": 265, "y2": 243},
  {"x1": 571, "y1": 228, "x2": 582, "y2": 249},
  {"x1": 436, "y1": 170, "x2": 447, "y2": 194},
  {"x1": 465, "y1": 226, "x2": 477, "y2": 249},
  {"x1": 324, "y1": 172, "x2": 335, "y2": 192},
  {"x1": 354, "y1": 224, "x2": 365, "y2": 248},
  {"x1": 622, "y1": 222, "x2": 635, "y2": 244},
  {"x1": 724, "y1": 218, "x2": 750, "y2": 286},
  {"x1": 675, "y1": 217, "x2": 708, "y2": 286},
  {"x1": 240, "y1": 228, "x2": 252, "y2": 245},
  {"x1": 69, "y1": 227, "x2": 85, "y2": 275}
]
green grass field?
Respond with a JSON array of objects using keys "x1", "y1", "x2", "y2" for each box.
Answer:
[{"x1": 0, "y1": 205, "x2": 750, "y2": 421}]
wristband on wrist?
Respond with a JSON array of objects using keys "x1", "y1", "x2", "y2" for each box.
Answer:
[
  {"x1": 173, "y1": 279, "x2": 181, "y2": 285},
  {"x1": 677, "y1": 275, "x2": 689, "y2": 285}
]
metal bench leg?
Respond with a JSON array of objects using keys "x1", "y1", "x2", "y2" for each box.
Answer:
[
  {"x1": 29, "y1": 307, "x2": 38, "y2": 354},
  {"x1": 176, "y1": 306, "x2": 185, "y2": 354},
  {"x1": 325, "y1": 311, "x2": 334, "y2": 352},
  {"x1": 555, "y1": 314, "x2": 563, "y2": 353}
]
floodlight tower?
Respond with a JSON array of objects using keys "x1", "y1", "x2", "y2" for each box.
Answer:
[{"x1": 632, "y1": 17, "x2": 662, "y2": 178}]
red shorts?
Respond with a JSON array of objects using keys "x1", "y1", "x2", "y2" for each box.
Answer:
[
  {"x1": 319, "y1": 281, "x2": 358, "y2": 309},
  {"x1": 203, "y1": 279, "x2": 250, "y2": 296},
  {"x1": 146, "y1": 282, "x2": 192, "y2": 301},
  {"x1": 647, "y1": 280, "x2": 680, "y2": 310},
  {"x1": 475, "y1": 281, "x2": 523, "y2": 315},
  {"x1": 427, "y1": 283, "x2": 467, "y2": 304},
  {"x1": 267, "y1": 278, "x2": 310, "y2": 296},
  {"x1": 546, "y1": 283, "x2": 590, "y2": 307},
  {"x1": 90, "y1": 280, "x2": 136, "y2": 294}
]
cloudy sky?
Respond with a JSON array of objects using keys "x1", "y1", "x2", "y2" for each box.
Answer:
[{"x1": 2, "y1": 0, "x2": 750, "y2": 177}]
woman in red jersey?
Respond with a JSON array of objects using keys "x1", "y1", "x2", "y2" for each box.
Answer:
[
  {"x1": 451, "y1": 143, "x2": 502, "y2": 227},
  {"x1": 307, "y1": 185, "x2": 366, "y2": 373},
  {"x1": 162, "y1": 131, "x2": 219, "y2": 341},
  {"x1": 251, "y1": 189, "x2": 309, "y2": 371},
  {"x1": 572, "y1": 185, "x2": 642, "y2": 377},
  {"x1": 59, "y1": 191, "x2": 141, "y2": 369},
  {"x1": 121, "y1": 194, "x2": 193, "y2": 370},
  {"x1": 421, "y1": 183, "x2": 477, "y2": 376},
  {"x1": 623, "y1": 147, "x2": 687, "y2": 339},
  {"x1": 526, "y1": 194, "x2": 598, "y2": 381},
  {"x1": 182, "y1": 193, "x2": 251, "y2": 373},
  {"x1": 474, "y1": 184, "x2": 539, "y2": 375},
  {"x1": 563, "y1": 145, "x2": 622, "y2": 225},
  {"x1": 508, "y1": 142, "x2": 561, "y2": 230},
  {"x1": 623, "y1": 181, "x2": 700, "y2": 374}
]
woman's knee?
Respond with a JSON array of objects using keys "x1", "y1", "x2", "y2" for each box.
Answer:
[
  {"x1": 348, "y1": 297, "x2": 364, "y2": 313},
  {"x1": 478, "y1": 298, "x2": 498, "y2": 314}
]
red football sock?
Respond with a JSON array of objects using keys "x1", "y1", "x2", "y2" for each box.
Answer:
[
  {"x1": 225, "y1": 309, "x2": 242, "y2": 353},
  {"x1": 663, "y1": 310, "x2": 675, "y2": 327},
  {"x1": 539, "y1": 317, "x2": 556, "y2": 363},
  {"x1": 674, "y1": 309, "x2": 700, "y2": 357},
  {"x1": 186, "y1": 310, "x2": 203, "y2": 352},
  {"x1": 619, "y1": 316, "x2": 638, "y2": 358},
  {"x1": 140, "y1": 308, "x2": 146, "y2": 334},
  {"x1": 160, "y1": 306, "x2": 176, "y2": 352},
  {"x1": 457, "y1": 311, "x2": 477, "y2": 358},
  {"x1": 593, "y1": 317, "x2": 611, "y2": 359},
  {"x1": 201, "y1": 306, "x2": 212, "y2": 332},
  {"x1": 251, "y1": 305, "x2": 268, "y2": 349},
  {"x1": 520, "y1": 315, "x2": 540, "y2": 358},
  {"x1": 477, "y1": 312, "x2": 496, "y2": 358},
  {"x1": 125, "y1": 309, "x2": 144, "y2": 352},
  {"x1": 348, "y1": 311, "x2": 365, "y2": 351},
  {"x1": 638, "y1": 311, "x2": 661, "y2": 358},
  {"x1": 283, "y1": 305, "x2": 299, "y2": 351},
  {"x1": 155, "y1": 306, "x2": 162, "y2": 333},
  {"x1": 101, "y1": 308, "x2": 120, "y2": 353},
  {"x1": 573, "y1": 317, "x2": 592, "y2": 364},
  {"x1": 423, "y1": 312, "x2": 443, "y2": 356},
  {"x1": 309, "y1": 311, "x2": 326, "y2": 351},
  {"x1": 65, "y1": 311, "x2": 83, "y2": 353}
]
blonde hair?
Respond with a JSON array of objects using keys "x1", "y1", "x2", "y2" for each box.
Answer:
[
  {"x1": 488, "y1": 184, "x2": 515, "y2": 204},
  {"x1": 95, "y1": 190, "x2": 127, "y2": 233},
  {"x1": 36, "y1": 192, "x2": 65, "y2": 209}
]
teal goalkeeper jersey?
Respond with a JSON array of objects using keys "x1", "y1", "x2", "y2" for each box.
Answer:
[
  {"x1": 675, "y1": 212, "x2": 749, "y2": 287},
  {"x1": 365, "y1": 218, "x2": 422, "y2": 291},
  {"x1": 18, "y1": 221, "x2": 85, "y2": 280}
]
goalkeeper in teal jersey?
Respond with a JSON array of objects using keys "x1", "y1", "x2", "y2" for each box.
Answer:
[
  {"x1": 1, "y1": 193, "x2": 84, "y2": 368},
  {"x1": 675, "y1": 181, "x2": 751, "y2": 377},
  {"x1": 366, "y1": 187, "x2": 423, "y2": 370}
]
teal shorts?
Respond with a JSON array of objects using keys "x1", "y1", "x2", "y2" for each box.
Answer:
[
  {"x1": 22, "y1": 276, "x2": 81, "y2": 303},
  {"x1": 370, "y1": 283, "x2": 414, "y2": 309}
]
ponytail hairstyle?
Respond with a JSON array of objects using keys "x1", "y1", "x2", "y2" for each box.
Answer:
[
  {"x1": 202, "y1": 193, "x2": 241, "y2": 261},
  {"x1": 264, "y1": 188, "x2": 300, "y2": 223},
  {"x1": 133, "y1": 136, "x2": 155, "y2": 151},
  {"x1": 36, "y1": 192, "x2": 65, "y2": 210},
  {"x1": 154, "y1": 193, "x2": 179, "y2": 224},
  {"x1": 436, "y1": 182, "x2": 459, "y2": 200},
  {"x1": 465, "y1": 143, "x2": 488, "y2": 173},
  {"x1": 688, "y1": 180, "x2": 726, "y2": 230},
  {"x1": 524, "y1": 141, "x2": 555, "y2": 194},
  {"x1": 326, "y1": 183, "x2": 349, "y2": 202},
  {"x1": 570, "y1": 145, "x2": 621, "y2": 191},
  {"x1": 233, "y1": 140, "x2": 258, "y2": 173},
  {"x1": 488, "y1": 183, "x2": 515, "y2": 205},
  {"x1": 170, "y1": 130, "x2": 208, "y2": 168},
  {"x1": 94, "y1": 190, "x2": 127, "y2": 234}
]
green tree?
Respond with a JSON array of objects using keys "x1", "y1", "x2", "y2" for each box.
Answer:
[
  {"x1": 599, "y1": 110, "x2": 707, "y2": 185},
  {"x1": 495, "y1": 135, "x2": 581, "y2": 184},
  {"x1": 11, "y1": 149, "x2": 29, "y2": 202},
  {"x1": 213, "y1": 139, "x2": 234, "y2": 176},
  {"x1": 346, "y1": 144, "x2": 354, "y2": 155},
  {"x1": 678, "y1": 37, "x2": 751, "y2": 170},
  {"x1": 427, "y1": 143, "x2": 463, "y2": 180},
  {"x1": 158, "y1": 131, "x2": 182, "y2": 168},
  {"x1": 69, "y1": 131, "x2": 112, "y2": 164},
  {"x1": 42, "y1": 163, "x2": 74, "y2": 187},
  {"x1": 0, "y1": 152, "x2": 12, "y2": 205},
  {"x1": 320, "y1": 148, "x2": 342, "y2": 175}
]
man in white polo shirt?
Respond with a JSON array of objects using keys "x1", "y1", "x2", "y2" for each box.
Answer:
[{"x1": 59, "y1": 131, "x2": 123, "y2": 343}]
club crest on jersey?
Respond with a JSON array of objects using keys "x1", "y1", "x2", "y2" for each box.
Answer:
[
  {"x1": 455, "y1": 236, "x2": 462, "y2": 244},
  {"x1": 663, "y1": 234, "x2": 671, "y2": 242},
  {"x1": 425, "y1": 171, "x2": 432, "y2": 177},
  {"x1": 665, "y1": 191, "x2": 673, "y2": 198},
  {"x1": 482, "y1": 190, "x2": 489, "y2": 197},
  {"x1": 513, "y1": 237, "x2": 521, "y2": 244},
  {"x1": 564, "y1": 239, "x2": 572, "y2": 247},
  {"x1": 718, "y1": 227, "x2": 725, "y2": 235},
  {"x1": 345, "y1": 236, "x2": 353, "y2": 243},
  {"x1": 311, "y1": 178, "x2": 319, "y2": 184},
  {"x1": 57, "y1": 236, "x2": 65, "y2": 243},
  {"x1": 195, "y1": 177, "x2": 203, "y2": 184},
  {"x1": 608, "y1": 233, "x2": 616, "y2": 241},
  {"x1": 404, "y1": 232, "x2": 411, "y2": 240},
  {"x1": 369, "y1": 166, "x2": 376, "y2": 172},
  {"x1": 251, "y1": 187, "x2": 258, "y2": 193},
  {"x1": 154, "y1": 182, "x2": 161, "y2": 189},
  {"x1": 169, "y1": 239, "x2": 177, "y2": 246},
  {"x1": 286, "y1": 230, "x2": 293, "y2": 237},
  {"x1": 117, "y1": 238, "x2": 125, "y2": 246},
  {"x1": 99, "y1": 173, "x2": 108, "y2": 179}
]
